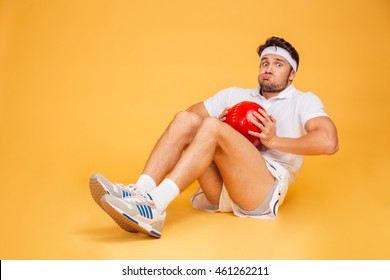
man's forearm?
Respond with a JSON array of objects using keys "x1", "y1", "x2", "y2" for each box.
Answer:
[{"x1": 269, "y1": 129, "x2": 339, "y2": 156}]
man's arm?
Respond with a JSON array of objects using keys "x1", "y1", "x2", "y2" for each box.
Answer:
[
  {"x1": 270, "y1": 116, "x2": 339, "y2": 155},
  {"x1": 186, "y1": 102, "x2": 210, "y2": 118}
]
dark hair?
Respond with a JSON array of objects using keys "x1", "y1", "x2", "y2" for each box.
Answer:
[{"x1": 257, "y1": 36, "x2": 299, "y2": 71}]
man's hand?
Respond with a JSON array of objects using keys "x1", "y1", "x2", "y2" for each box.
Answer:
[
  {"x1": 249, "y1": 108, "x2": 278, "y2": 147},
  {"x1": 218, "y1": 107, "x2": 230, "y2": 122}
]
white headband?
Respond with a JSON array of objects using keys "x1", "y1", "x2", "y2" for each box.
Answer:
[{"x1": 260, "y1": 46, "x2": 297, "y2": 72}]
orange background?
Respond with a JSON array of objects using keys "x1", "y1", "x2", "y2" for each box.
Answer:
[{"x1": 0, "y1": 0, "x2": 389, "y2": 259}]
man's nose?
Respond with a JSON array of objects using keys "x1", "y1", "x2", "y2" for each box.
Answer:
[{"x1": 265, "y1": 64, "x2": 272, "y2": 73}]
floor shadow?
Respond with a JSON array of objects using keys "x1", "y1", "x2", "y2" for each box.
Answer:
[{"x1": 73, "y1": 224, "x2": 158, "y2": 243}]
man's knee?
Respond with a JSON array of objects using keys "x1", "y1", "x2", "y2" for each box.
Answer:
[
  {"x1": 170, "y1": 111, "x2": 203, "y2": 135},
  {"x1": 199, "y1": 117, "x2": 224, "y2": 138},
  {"x1": 174, "y1": 110, "x2": 203, "y2": 127}
]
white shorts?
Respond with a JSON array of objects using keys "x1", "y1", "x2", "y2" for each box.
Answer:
[{"x1": 190, "y1": 156, "x2": 291, "y2": 220}]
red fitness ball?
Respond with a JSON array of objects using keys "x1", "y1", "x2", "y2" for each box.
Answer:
[{"x1": 224, "y1": 101, "x2": 264, "y2": 146}]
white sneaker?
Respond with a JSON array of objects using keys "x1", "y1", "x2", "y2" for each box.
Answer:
[
  {"x1": 100, "y1": 191, "x2": 166, "y2": 238},
  {"x1": 89, "y1": 173, "x2": 140, "y2": 233},
  {"x1": 89, "y1": 173, "x2": 141, "y2": 205}
]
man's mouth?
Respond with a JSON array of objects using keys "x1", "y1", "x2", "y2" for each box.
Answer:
[{"x1": 261, "y1": 74, "x2": 272, "y2": 80}]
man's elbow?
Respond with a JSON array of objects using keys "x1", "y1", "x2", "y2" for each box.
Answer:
[{"x1": 323, "y1": 139, "x2": 339, "y2": 155}]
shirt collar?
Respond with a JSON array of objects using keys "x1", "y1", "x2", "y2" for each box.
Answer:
[{"x1": 251, "y1": 85, "x2": 296, "y2": 99}]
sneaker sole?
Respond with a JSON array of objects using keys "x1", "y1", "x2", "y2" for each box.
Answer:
[
  {"x1": 89, "y1": 175, "x2": 109, "y2": 209},
  {"x1": 90, "y1": 175, "x2": 138, "y2": 233},
  {"x1": 101, "y1": 198, "x2": 162, "y2": 238}
]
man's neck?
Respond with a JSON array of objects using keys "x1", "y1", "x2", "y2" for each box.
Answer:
[
  {"x1": 260, "y1": 91, "x2": 280, "y2": 100},
  {"x1": 260, "y1": 83, "x2": 292, "y2": 100}
]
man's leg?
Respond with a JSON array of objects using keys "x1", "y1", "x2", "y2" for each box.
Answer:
[
  {"x1": 139, "y1": 111, "x2": 204, "y2": 185},
  {"x1": 97, "y1": 111, "x2": 206, "y2": 237},
  {"x1": 196, "y1": 161, "x2": 223, "y2": 205},
  {"x1": 169, "y1": 117, "x2": 274, "y2": 210},
  {"x1": 90, "y1": 110, "x2": 203, "y2": 200},
  {"x1": 99, "y1": 116, "x2": 275, "y2": 237}
]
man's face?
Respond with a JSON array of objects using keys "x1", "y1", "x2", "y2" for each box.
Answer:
[{"x1": 258, "y1": 54, "x2": 295, "y2": 93}]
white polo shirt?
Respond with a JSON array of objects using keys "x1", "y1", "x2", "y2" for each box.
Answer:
[{"x1": 203, "y1": 85, "x2": 329, "y2": 182}]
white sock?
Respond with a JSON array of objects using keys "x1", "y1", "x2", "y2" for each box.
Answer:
[
  {"x1": 135, "y1": 174, "x2": 156, "y2": 192},
  {"x1": 149, "y1": 178, "x2": 180, "y2": 213}
]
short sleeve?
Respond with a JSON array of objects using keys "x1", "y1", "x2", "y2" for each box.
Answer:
[
  {"x1": 203, "y1": 88, "x2": 233, "y2": 118},
  {"x1": 298, "y1": 92, "x2": 329, "y2": 126}
]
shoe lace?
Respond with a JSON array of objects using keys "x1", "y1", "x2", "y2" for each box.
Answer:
[
  {"x1": 123, "y1": 188, "x2": 155, "y2": 206},
  {"x1": 112, "y1": 182, "x2": 138, "y2": 194}
]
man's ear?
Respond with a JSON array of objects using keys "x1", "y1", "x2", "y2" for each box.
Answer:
[{"x1": 288, "y1": 69, "x2": 296, "y2": 82}]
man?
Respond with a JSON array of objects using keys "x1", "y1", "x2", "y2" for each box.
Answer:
[{"x1": 90, "y1": 36, "x2": 339, "y2": 238}]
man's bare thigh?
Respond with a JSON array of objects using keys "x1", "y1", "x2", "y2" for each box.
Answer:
[{"x1": 213, "y1": 122, "x2": 275, "y2": 210}]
